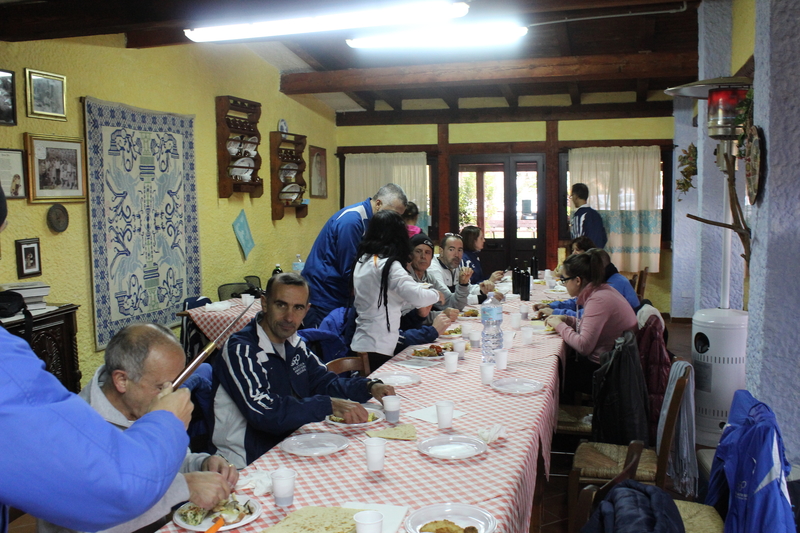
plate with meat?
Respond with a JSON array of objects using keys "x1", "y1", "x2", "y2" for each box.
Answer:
[
  {"x1": 411, "y1": 343, "x2": 453, "y2": 360},
  {"x1": 325, "y1": 407, "x2": 386, "y2": 427},
  {"x1": 174, "y1": 495, "x2": 261, "y2": 531},
  {"x1": 405, "y1": 502, "x2": 496, "y2": 533}
]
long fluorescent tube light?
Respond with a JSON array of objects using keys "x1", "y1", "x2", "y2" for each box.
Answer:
[
  {"x1": 184, "y1": 1, "x2": 469, "y2": 42},
  {"x1": 346, "y1": 22, "x2": 528, "y2": 49}
]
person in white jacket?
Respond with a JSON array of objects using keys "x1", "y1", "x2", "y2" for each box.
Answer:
[{"x1": 351, "y1": 210, "x2": 441, "y2": 371}]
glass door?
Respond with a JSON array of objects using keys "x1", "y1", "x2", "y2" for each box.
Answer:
[{"x1": 450, "y1": 154, "x2": 545, "y2": 277}]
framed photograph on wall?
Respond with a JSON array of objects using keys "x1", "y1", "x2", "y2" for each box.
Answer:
[
  {"x1": 25, "y1": 68, "x2": 66, "y2": 121},
  {"x1": 0, "y1": 69, "x2": 16, "y2": 126},
  {"x1": 309, "y1": 145, "x2": 327, "y2": 199},
  {"x1": 0, "y1": 149, "x2": 26, "y2": 199},
  {"x1": 24, "y1": 133, "x2": 86, "y2": 202},
  {"x1": 16, "y1": 238, "x2": 41, "y2": 278}
]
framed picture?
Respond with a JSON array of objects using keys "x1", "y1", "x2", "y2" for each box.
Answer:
[
  {"x1": 0, "y1": 69, "x2": 16, "y2": 126},
  {"x1": 309, "y1": 145, "x2": 327, "y2": 199},
  {"x1": 16, "y1": 238, "x2": 41, "y2": 278},
  {"x1": 24, "y1": 133, "x2": 86, "y2": 203},
  {"x1": 0, "y1": 149, "x2": 26, "y2": 199},
  {"x1": 25, "y1": 68, "x2": 66, "y2": 121}
]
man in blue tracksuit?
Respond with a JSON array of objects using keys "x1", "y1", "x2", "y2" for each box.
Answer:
[
  {"x1": 301, "y1": 184, "x2": 408, "y2": 328},
  {"x1": 705, "y1": 389, "x2": 795, "y2": 533},
  {"x1": 570, "y1": 183, "x2": 607, "y2": 249},
  {"x1": 211, "y1": 273, "x2": 396, "y2": 468}
]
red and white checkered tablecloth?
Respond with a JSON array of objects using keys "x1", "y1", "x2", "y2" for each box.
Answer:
[
  {"x1": 184, "y1": 298, "x2": 261, "y2": 346},
  {"x1": 161, "y1": 286, "x2": 566, "y2": 533}
]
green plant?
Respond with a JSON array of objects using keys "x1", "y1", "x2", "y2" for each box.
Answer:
[
  {"x1": 676, "y1": 143, "x2": 697, "y2": 201},
  {"x1": 735, "y1": 88, "x2": 754, "y2": 155}
]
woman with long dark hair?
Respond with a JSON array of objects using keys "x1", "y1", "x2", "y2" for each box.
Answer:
[
  {"x1": 351, "y1": 210, "x2": 441, "y2": 371},
  {"x1": 460, "y1": 225, "x2": 504, "y2": 284}
]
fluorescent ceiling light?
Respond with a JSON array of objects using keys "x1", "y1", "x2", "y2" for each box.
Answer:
[
  {"x1": 184, "y1": 1, "x2": 469, "y2": 42},
  {"x1": 346, "y1": 22, "x2": 528, "y2": 49}
]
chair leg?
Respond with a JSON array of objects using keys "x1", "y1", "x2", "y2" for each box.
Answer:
[{"x1": 567, "y1": 468, "x2": 581, "y2": 533}]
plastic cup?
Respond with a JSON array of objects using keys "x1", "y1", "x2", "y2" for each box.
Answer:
[
  {"x1": 444, "y1": 351, "x2": 458, "y2": 373},
  {"x1": 453, "y1": 339, "x2": 466, "y2": 354},
  {"x1": 460, "y1": 324, "x2": 472, "y2": 340},
  {"x1": 364, "y1": 437, "x2": 386, "y2": 472},
  {"x1": 241, "y1": 293, "x2": 255, "y2": 306},
  {"x1": 544, "y1": 269, "x2": 552, "y2": 279},
  {"x1": 546, "y1": 278, "x2": 557, "y2": 289},
  {"x1": 519, "y1": 304, "x2": 530, "y2": 320},
  {"x1": 354, "y1": 510, "x2": 384, "y2": 533},
  {"x1": 382, "y1": 395, "x2": 400, "y2": 423},
  {"x1": 480, "y1": 362, "x2": 495, "y2": 385},
  {"x1": 510, "y1": 312, "x2": 522, "y2": 330},
  {"x1": 270, "y1": 467, "x2": 297, "y2": 507},
  {"x1": 520, "y1": 327, "x2": 534, "y2": 344},
  {"x1": 494, "y1": 349, "x2": 508, "y2": 370},
  {"x1": 503, "y1": 331, "x2": 515, "y2": 349},
  {"x1": 468, "y1": 330, "x2": 481, "y2": 348},
  {"x1": 435, "y1": 400, "x2": 455, "y2": 429}
]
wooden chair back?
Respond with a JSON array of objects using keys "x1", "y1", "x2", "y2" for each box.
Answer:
[
  {"x1": 629, "y1": 273, "x2": 639, "y2": 290},
  {"x1": 636, "y1": 267, "x2": 649, "y2": 301},
  {"x1": 654, "y1": 365, "x2": 691, "y2": 488},
  {"x1": 326, "y1": 352, "x2": 371, "y2": 376}
]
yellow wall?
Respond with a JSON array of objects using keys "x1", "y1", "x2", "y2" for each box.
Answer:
[
  {"x1": 0, "y1": 35, "x2": 339, "y2": 384},
  {"x1": 732, "y1": 0, "x2": 756, "y2": 74},
  {"x1": 450, "y1": 121, "x2": 546, "y2": 144},
  {"x1": 337, "y1": 124, "x2": 437, "y2": 146},
  {"x1": 559, "y1": 117, "x2": 674, "y2": 141}
]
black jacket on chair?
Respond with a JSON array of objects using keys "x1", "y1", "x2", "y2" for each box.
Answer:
[
  {"x1": 581, "y1": 480, "x2": 685, "y2": 533},
  {"x1": 592, "y1": 330, "x2": 649, "y2": 445}
]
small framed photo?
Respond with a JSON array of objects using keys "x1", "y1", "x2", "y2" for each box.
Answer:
[
  {"x1": 0, "y1": 69, "x2": 16, "y2": 126},
  {"x1": 24, "y1": 133, "x2": 86, "y2": 203},
  {"x1": 16, "y1": 238, "x2": 41, "y2": 278},
  {"x1": 0, "y1": 149, "x2": 26, "y2": 199},
  {"x1": 25, "y1": 68, "x2": 66, "y2": 121},
  {"x1": 309, "y1": 145, "x2": 327, "y2": 199}
]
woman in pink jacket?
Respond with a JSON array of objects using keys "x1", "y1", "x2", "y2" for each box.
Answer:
[{"x1": 545, "y1": 249, "x2": 638, "y2": 400}]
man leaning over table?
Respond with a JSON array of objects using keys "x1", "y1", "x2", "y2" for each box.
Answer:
[
  {"x1": 38, "y1": 324, "x2": 237, "y2": 533},
  {"x1": 427, "y1": 233, "x2": 495, "y2": 307},
  {"x1": 405, "y1": 232, "x2": 463, "y2": 326},
  {"x1": 212, "y1": 272, "x2": 395, "y2": 468}
]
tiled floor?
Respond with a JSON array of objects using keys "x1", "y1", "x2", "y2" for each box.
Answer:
[{"x1": 538, "y1": 320, "x2": 692, "y2": 533}]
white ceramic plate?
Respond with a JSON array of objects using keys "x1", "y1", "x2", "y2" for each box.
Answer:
[
  {"x1": 410, "y1": 353, "x2": 445, "y2": 361},
  {"x1": 325, "y1": 407, "x2": 385, "y2": 427},
  {"x1": 279, "y1": 162, "x2": 298, "y2": 182},
  {"x1": 173, "y1": 498, "x2": 262, "y2": 532},
  {"x1": 278, "y1": 433, "x2": 349, "y2": 457},
  {"x1": 417, "y1": 435, "x2": 487, "y2": 460},
  {"x1": 405, "y1": 503, "x2": 496, "y2": 533},
  {"x1": 226, "y1": 135, "x2": 243, "y2": 156},
  {"x1": 491, "y1": 377, "x2": 544, "y2": 394},
  {"x1": 231, "y1": 157, "x2": 254, "y2": 177},
  {"x1": 242, "y1": 136, "x2": 258, "y2": 157},
  {"x1": 544, "y1": 289, "x2": 569, "y2": 299},
  {"x1": 371, "y1": 371, "x2": 421, "y2": 387},
  {"x1": 439, "y1": 333, "x2": 462, "y2": 339}
]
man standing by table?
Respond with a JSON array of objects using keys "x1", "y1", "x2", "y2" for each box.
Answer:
[
  {"x1": 405, "y1": 233, "x2": 462, "y2": 325},
  {"x1": 427, "y1": 233, "x2": 494, "y2": 307},
  {"x1": 212, "y1": 273, "x2": 395, "y2": 468},
  {"x1": 302, "y1": 183, "x2": 408, "y2": 328},
  {"x1": 570, "y1": 183, "x2": 607, "y2": 249}
]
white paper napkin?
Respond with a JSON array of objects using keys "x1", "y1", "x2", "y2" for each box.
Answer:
[
  {"x1": 477, "y1": 424, "x2": 507, "y2": 444},
  {"x1": 405, "y1": 405, "x2": 466, "y2": 424},
  {"x1": 204, "y1": 301, "x2": 232, "y2": 312},
  {"x1": 235, "y1": 469, "x2": 272, "y2": 496},
  {"x1": 342, "y1": 502, "x2": 409, "y2": 533}
]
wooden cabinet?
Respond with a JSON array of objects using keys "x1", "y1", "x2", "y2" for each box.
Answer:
[
  {"x1": 216, "y1": 95, "x2": 264, "y2": 198},
  {"x1": 2, "y1": 304, "x2": 81, "y2": 393},
  {"x1": 270, "y1": 131, "x2": 308, "y2": 219}
]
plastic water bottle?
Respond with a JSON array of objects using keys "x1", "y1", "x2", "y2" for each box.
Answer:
[
  {"x1": 292, "y1": 254, "x2": 305, "y2": 273},
  {"x1": 271, "y1": 264, "x2": 283, "y2": 277},
  {"x1": 480, "y1": 292, "x2": 503, "y2": 363}
]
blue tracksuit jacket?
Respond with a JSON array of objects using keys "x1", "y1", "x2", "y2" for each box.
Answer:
[{"x1": 571, "y1": 205, "x2": 608, "y2": 249}]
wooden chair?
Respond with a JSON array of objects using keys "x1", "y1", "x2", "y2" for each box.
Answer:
[
  {"x1": 557, "y1": 404, "x2": 594, "y2": 437},
  {"x1": 326, "y1": 352, "x2": 370, "y2": 376},
  {"x1": 636, "y1": 266, "x2": 649, "y2": 301},
  {"x1": 567, "y1": 365, "x2": 691, "y2": 527},
  {"x1": 218, "y1": 282, "x2": 250, "y2": 301},
  {"x1": 629, "y1": 272, "x2": 639, "y2": 290}
]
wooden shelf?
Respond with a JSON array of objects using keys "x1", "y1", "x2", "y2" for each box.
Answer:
[
  {"x1": 216, "y1": 95, "x2": 264, "y2": 198},
  {"x1": 270, "y1": 131, "x2": 308, "y2": 220}
]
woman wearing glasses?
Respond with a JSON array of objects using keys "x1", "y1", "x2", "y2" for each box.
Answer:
[
  {"x1": 545, "y1": 249, "x2": 638, "y2": 399},
  {"x1": 460, "y1": 226, "x2": 504, "y2": 285}
]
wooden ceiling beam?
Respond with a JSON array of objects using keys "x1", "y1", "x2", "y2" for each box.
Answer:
[
  {"x1": 336, "y1": 100, "x2": 673, "y2": 126},
  {"x1": 437, "y1": 90, "x2": 459, "y2": 110},
  {"x1": 499, "y1": 85, "x2": 519, "y2": 108},
  {"x1": 553, "y1": 23, "x2": 573, "y2": 57},
  {"x1": 636, "y1": 78, "x2": 650, "y2": 103},
  {"x1": 375, "y1": 91, "x2": 403, "y2": 111},
  {"x1": 568, "y1": 82, "x2": 581, "y2": 106},
  {"x1": 282, "y1": 52, "x2": 697, "y2": 94},
  {"x1": 497, "y1": 0, "x2": 696, "y2": 14}
]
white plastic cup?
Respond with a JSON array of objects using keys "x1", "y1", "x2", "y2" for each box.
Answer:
[
  {"x1": 435, "y1": 400, "x2": 455, "y2": 429},
  {"x1": 460, "y1": 324, "x2": 472, "y2": 340},
  {"x1": 494, "y1": 349, "x2": 508, "y2": 371},
  {"x1": 503, "y1": 331, "x2": 515, "y2": 349},
  {"x1": 480, "y1": 362, "x2": 495, "y2": 385},
  {"x1": 354, "y1": 510, "x2": 384, "y2": 533},
  {"x1": 520, "y1": 327, "x2": 534, "y2": 344},
  {"x1": 270, "y1": 467, "x2": 297, "y2": 507},
  {"x1": 546, "y1": 278, "x2": 557, "y2": 289},
  {"x1": 382, "y1": 395, "x2": 400, "y2": 423},
  {"x1": 444, "y1": 351, "x2": 458, "y2": 373},
  {"x1": 510, "y1": 312, "x2": 522, "y2": 330},
  {"x1": 468, "y1": 330, "x2": 481, "y2": 348},
  {"x1": 519, "y1": 303, "x2": 530, "y2": 320},
  {"x1": 544, "y1": 269, "x2": 553, "y2": 280},
  {"x1": 453, "y1": 339, "x2": 467, "y2": 354},
  {"x1": 364, "y1": 437, "x2": 386, "y2": 472},
  {"x1": 241, "y1": 293, "x2": 255, "y2": 306}
]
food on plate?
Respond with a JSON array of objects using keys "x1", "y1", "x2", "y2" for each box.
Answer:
[
  {"x1": 538, "y1": 299, "x2": 554, "y2": 305},
  {"x1": 460, "y1": 309, "x2": 479, "y2": 317},
  {"x1": 177, "y1": 503, "x2": 207, "y2": 526},
  {"x1": 413, "y1": 344, "x2": 444, "y2": 357},
  {"x1": 263, "y1": 506, "x2": 365, "y2": 533},
  {"x1": 440, "y1": 342, "x2": 454, "y2": 351},
  {"x1": 420, "y1": 519, "x2": 477, "y2": 533},
  {"x1": 465, "y1": 528, "x2": 478, "y2": 533},
  {"x1": 329, "y1": 411, "x2": 377, "y2": 424},
  {"x1": 366, "y1": 423, "x2": 416, "y2": 440},
  {"x1": 443, "y1": 326, "x2": 462, "y2": 335},
  {"x1": 213, "y1": 495, "x2": 256, "y2": 525},
  {"x1": 545, "y1": 325, "x2": 555, "y2": 332}
]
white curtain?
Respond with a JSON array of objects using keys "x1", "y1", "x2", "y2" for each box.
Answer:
[
  {"x1": 344, "y1": 152, "x2": 429, "y2": 230},
  {"x1": 569, "y1": 146, "x2": 662, "y2": 273}
]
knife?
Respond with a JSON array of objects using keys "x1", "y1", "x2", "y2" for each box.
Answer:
[{"x1": 173, "y1": 298, "x2": 257, "y2": 388}]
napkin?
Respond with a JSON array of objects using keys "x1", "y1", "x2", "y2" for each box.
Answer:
[
  {"x1": 342, "y1": 502, "x2": 409, "y2": 533},
  {"x1": 477, "y1": 424, "x2": 507, "y2": 444},
  {"x1": 235, "y1": 470, "x2": 272, "y2": 496},
  {"x1": 205, "y1": 301, "x2": 232, "y2": 312},
  {"x1": 406, "y1": 405, "x2": 466, "y2": 424}
]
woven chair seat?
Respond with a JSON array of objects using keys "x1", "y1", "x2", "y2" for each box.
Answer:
[
  {"x1": 557, "y1": 405, "x2": 593, "y2": 434},
  {"x1": 573, "y1": 442, "x2": 658, "y2": 482},
  {"x1": 673, "y1": 500, "x2": 724, "y2": 532}
]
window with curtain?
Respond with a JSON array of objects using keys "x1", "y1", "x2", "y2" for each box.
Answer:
[
  {"x1": 344, "y1": 152, "x2": 429, "y2": 231},
  {"x1": 568, "y1": 146, "x2": 662, "y2": 273}
]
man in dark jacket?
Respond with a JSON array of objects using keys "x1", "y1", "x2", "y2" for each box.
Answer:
[{"x1": 570, "y1": 183, "x2": 608, "y2": 249}]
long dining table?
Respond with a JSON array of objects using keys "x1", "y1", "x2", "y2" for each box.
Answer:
[{"x1": 162, "y1": 282, "x2": 567, "y2": 533}]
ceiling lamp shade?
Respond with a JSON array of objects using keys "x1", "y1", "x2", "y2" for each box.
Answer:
[{"x1": 665, "y1": 77, "x2": 752, "y2": 140}]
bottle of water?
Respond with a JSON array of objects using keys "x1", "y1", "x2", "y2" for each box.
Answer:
[
  {"x1": 481, "y1": 292, "x2": 503, "y2": 363},
  {"x1": 292, "y1": 254, "x2": 305, "y2": 273},
  {"x1": 271, "y1": 264, "x2": 283, "y2": 277}
]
